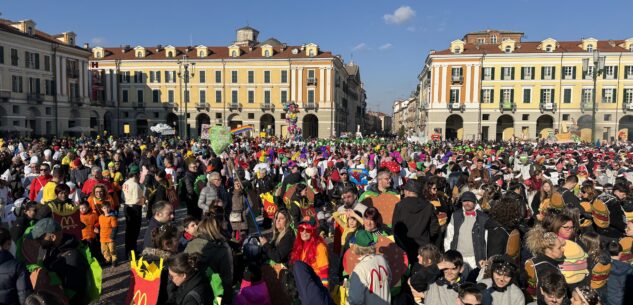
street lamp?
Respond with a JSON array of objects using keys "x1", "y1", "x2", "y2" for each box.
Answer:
[
  {"x1": 582, "y1": 50, "x2": 606, "y2": 145},
  {"x1": 177, "y1": 55, "x2": 195, "y2": 139}
]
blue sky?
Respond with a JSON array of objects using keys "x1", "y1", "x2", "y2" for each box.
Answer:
[{"x1": 2, "y1": 0, "x2": 632, "y2": 113}]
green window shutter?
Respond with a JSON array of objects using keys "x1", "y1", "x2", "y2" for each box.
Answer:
[
  {"x1": 603, "y1": 68, "x2": 608, "y2": 79},
  {"x1": 541, "y1": 89, "x2": 545, "y2": 102},
  {"x1": 614, "y1": 89, "x2": 617, "y2": 103},
  {"x1": 511, "y1": 67, "x2": 515, "y2": 80},
  {"x1": 491, "y1": 89, "x2": 495, "y2": 104},
  {"x1": 541, "y1": 67, "x2": 545, "y2": 80},
  {"x1": 482, "y1": 67, "x2": 485, "y2": 80},
  {"x1": 521, "y1": 67, "x2": 525, "y2": 80},
  {"x1": 491, "y1": 67, "x2": 495, "y2": 80},
  {"x1": 552, "y1": 67, "x2": 556, "y2": 79},
  {"x1": 480, "y1": 89, "x2": 484, "y2": 103},
  {"x1": 626, "y1": 66, "x2": 630, "y2": 79},
  {"x1": 614, "y1": 66, "x2": 619, "y2": 79},
  {"x1": 572, "y1": 67, "x2": 577, "y2": 79},
  {"x1": 551, "y1": 89, "x2": 555, "y2": 103},
  {"x1": 531, "y1": 67, "x2": 536, "y2": 80},
  {"x1": 511, "y1": 89, "x2": 515, "y2": 103},
  {"x1": 602, "y1": 88, "x2": 606, "y2": 102},
  {"x1": 582, "y1": 68, "x2": 587, "y2": 80}
]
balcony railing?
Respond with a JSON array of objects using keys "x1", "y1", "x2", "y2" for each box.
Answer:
[
  {"x1": 499, "y1": 101, "x2": 516, "y2": 113},
  {"x1": 27, "y1": 93, "x2": 43, "y2": 103},
  {"x1": 261, "y1": 103, "x2": 274, "y2": 111},
  {"x1": 581, "y1": 101, "x2": 593, "y2": 113},
  {"x1": 448, "y1": 102, "x2": 464, "y2": 113},
  {"x1": 623, "y1": 102, "x2": 633, "y2": 112},
  {"x1": 229, "y1": 103, "x2": 242, "y2": 110},
  {"x1": 0, "y1": 90, "x2": 11, "y2": 100},
  {"x1": 304, "y1": 102, "x2": 317, "y2": 110},
  {"x1": 539, "y1": 102, "x2": 557, "y2": 113},
  {"x1": 196, "y1": 102, "x2": 208, "y2": 110},
  {"x1": 307, "y1": 78, "x2": 317, "y2": 86},
  {"x1": 451, "y1": 75, "x2": 463, "y2": 84}
]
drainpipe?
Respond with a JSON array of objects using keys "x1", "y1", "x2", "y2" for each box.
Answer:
[{"x1": 51, "y1": 43, "x2": 59, "y2": 136}]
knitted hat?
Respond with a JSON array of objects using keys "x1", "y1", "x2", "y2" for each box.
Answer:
[{"x1": 354, "y1": 230, "x2": 375, "y2": 247}]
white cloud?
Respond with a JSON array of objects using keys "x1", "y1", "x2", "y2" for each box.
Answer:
[
  {"x1": 91, "y1": 37, "x2": 106, "y2": 46},
  {"x1": 384, "y1": 6, "x2": 416, "y2": 24},
  {"x1": 379, "y1": 43, "x2": 393, "y2": 50},
  {"x1": 352, "y1": 43, "x2": 367, "y2": 52}
]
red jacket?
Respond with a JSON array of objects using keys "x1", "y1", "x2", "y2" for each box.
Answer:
[
  {"x1": 29, "y1": 175, "x2": 51, "y2": 201},
  {"x1": 81, "y1": 178, "x2": 112, "y2": 197}
]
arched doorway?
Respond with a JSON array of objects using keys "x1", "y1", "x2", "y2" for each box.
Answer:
[
  {"x1": 26, "y1": 107, "x2": 41, "y2": 136},
  {"x1": 196, "y1": 113, "x2": 210, "y2": 137},
  {"x1": 228, "y1": 114, "x2": 243, "y2": 130},
  {"x1": 619, "y1": 115, "x2": 633, "y2": 141},
  {"x1": 136, "y1": 114, "x2": 148, "y2": 136},
  {"x1": 260, "y1": 114, "x2": 275, "y2": 136},
  {"x1": 103, "y1": 111, "x2": 113, "y2": 135},
  {"x1": 302, "y1": 114, "x2": 318, "y2": 138},
  {"x1": 90, "y1": 111, "x2": 99, "y2": 136},
  {"x1": 577, "y1": 115, "x2": 592, "y2": 142},
  {"x1": 445, "y1": 114, "x2": 463, "y2": 141},
  {"x1": 496, "y1": 115, "x2": 514, "y2": 141},
  {"x1": 166, "y1": 112, "x2": 179, "y2": 135},
  {"x1": 536, "y1": 115, "x2": 554, "y2": 139}
]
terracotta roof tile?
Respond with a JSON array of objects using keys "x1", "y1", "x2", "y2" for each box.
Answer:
[
  {"x1": 433, "y1": 39, "x2": 629, "y2": 56},
  {"x1": 93, "y1": 45, "x2": 333, "y2": 60},
  {"x1": 0, "y1": 19, "x2": 88, "y2": 52}
]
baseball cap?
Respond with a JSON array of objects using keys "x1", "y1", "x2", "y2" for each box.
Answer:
[{"x1": 30, "y1": 218, "x2": 61, "y2": 239}]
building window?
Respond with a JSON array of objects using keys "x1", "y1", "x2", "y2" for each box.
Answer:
[
  {"x1": 231, "y1": 50, "x2": 237, "y2": 57},
  {"x1": 477, "y1": 38, "x2": 485, "y2": 44},
  {"x1": 232, "y1": 71, "x2": 238, "y2": 83},
  {"x1": 451, "y1": 67, "x2": 462, "y2": 82},
  {"x1": 521, "y1": 67, "x2": 534, "y2": 80},
  {"x1": 248, "y1": 113, "x2": 255, "y2": 119},
  {"x1": 199, "y1": 90, "x2": 206, "y2": 103},
  {"x1": 604, "y1": 66, "x2": 616, "y2": 79},
  {"x1": 215, "y1": 71, "x2": 222, "y2": 83},
  {"x1": 501, "y1": 89, "x2": 513, "y2": 104},
  {"x1": 0, "y1": 46, "x2": 3, "y2": 64},
  {"x1": 199, "y1": 71, "x2": 205, "y2": 83},
  {"x1": 309, "y1": 49, "x2": 315, "y2": 56},
  {"x1": 264, "y1": 71, "x2": 271, "y2": 83},
  {"x1": 281, "y1": 70, "x2": 288, "y2": 83},
  {"x1": 248, "y1": 71, "x2": 254, "y2": 83},
  {"x1": 264, "y1": 90, "x2": 271, "y2": 104},
  {"x1": 584, "y1": 66, "x2": 594, "y2": 79},
  {"x1": 540, "y1": 88, "x2": 553, "y2": 103},
  {"x1": 12, "y1": 105, "x2": 18, "y2": 114},
  {"x1": 216, "y1": 113, "x2": 222, "y2": 119},
  {"x1": 563, "y1": 114, "x2": 570, "y2": 121},
  {"x1": 483, "y1": 67, "x2": 493, "y2": 80},
  {"x1": 482, "y1": 114, "x2": 489, "y2": 120},
  {"x1": 602, "y1": 88, "x2": 615, "y2": 103},
  {"x1": 308, "y1": 90, "x2": 315, "y2": 104},
  {"x1": 563, "y1": 88, "x2": 572, "y2": 103},
  {"x1": 137, "y1": 90, "x2": 143, "y2": 103},
  {"x1": 150, "y1": 71, "x2": 161, "y2": 83},
  {"x1": 450, "y1": 89, "x2": 460, "y2": 103},
  {"x1": 248, "y1": 90, "x2": 255, "y2": 103},
  {"x1": 184, "y1": 91, "x2": 190, "y2": 103},
  {"x1": 308, "y1": 70, "x2": 316, "y2": 83},
  {"x1": 542, "y1": 66, "x2": 554, "y2": 80},
  {"x1": 281, "y1": 90, "x2": 288, "y2": 104},
  {"x1": 44, "y1": 55, "x2": 50, "y2": 71},
  {"x1": 168, "y1": 90, "x2": 174, "y2": 103},
  {"x1": 152, "y1": 90, "x2": 160, "y2": 103},
  {"x1": 10, "y1": 49, "x2": 18, "y2": 66},
  {"x1": 281, "y1": 113, "x2": 286, "y2": 119},
  {"x1": 481, "y1": 89, "x2": 493, "y2": 103},
  {"x1": 582, "y1": 89, "x2": 592, "y2": 104},
  {"x1": 604, "y1": 114, "x2": 611, "y2": 121},
  {"x1": 625, "y1": 66, "x2": 633, "y2": 79},
  {"x1": 587, "y1": 45, "x2": 593, "y2": 52},
  {"x1": 545, "y1": 45, "x2": 553, "y2": 52},
  {"x1": 164, "y1": 71, "x2": 171, "y2": 83},
  {"x1": 215, "y1": 90, "x2": 222, "y2": 103},
  {"x1": 624, "y1": 89, "x2": 633, "y2": 104},
  {"x1": 11, "y1": 75, "x2": 23, "y2": 93},
  {"x1": 502, "y1": 67, "x2": 514, "y2": 80},
  {"x1": 523, "y1": 88, "x2": 532, "y2": 103},
  {"x1": 134, "y1": 71, "x2": 143, "y2": 83},
  {"x1": 490, "y1": 35, "x2": 497, "y2": 44},
  {"x1": 122, "y1": 90, "x2": 128, "y2": 102},
  {"x1": 231, "y1": 90, "x2": 238, "y2": 105},
  {"x1": 522, "y1": 114, "x2": 530, "y2": 121},
  {"x1": 563, "y1": 66, "x2": 575, "y2": 80}
]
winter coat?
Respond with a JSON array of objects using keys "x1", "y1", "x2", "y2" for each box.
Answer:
[
  {"x1": 198, "y1": 184, "x2": 218, "y2": 214},
  {"x1": 41, "y1": 234, "x2": 88, "y2": 304},
  {"x1": 262, "y1": 230, "x2": 295, "y2": 264},
  {"x1": 409, "y1": 263, "x2": 442, "y2": 292},
  {"x1": 70, "y1": 166, "x2": 90, "y2": 188},
  {"x1": 479, "y1": 278, "x2": 525, "y2": 305},
  {"x1": 392, "y1": 196, "x2": 439, "y2": 263},
  {"x1": 292, "y1": 261, "x2": 335, "y2": 305},
  {"x1": 166, "y1": 271, "x2": 214, "y2": 305},
  {"x1": 184, "y1": 234, "x2": 233, "y2": 304},
  {"x1": 445, "y1": 209, "x2": 489, "y2": 263},
  {"x1": 98, "y1": 213, "x2": 118, "y2": 243},
  {"x1": 347, "y1": 254, "x2": 391, "y2": 305},
  {"x1": 606, "y1": 259, "x2": 633, "y2": 305},
  {"x1": 0, "y1": 250, "x2": 32, "y2": 305},
  {"x1": 143, "y1": 217, "x2": 165, "y2": 250},
  {"x1": 485, "y1": 219, "x2": 515, "y2": 258},
  {"x1": 28, "y1": 174, "x2": 51, "y2": 201}
]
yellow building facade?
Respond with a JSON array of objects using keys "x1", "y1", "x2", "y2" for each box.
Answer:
[
  {"x1": 89, "y1": 27, "x2": 366, "y2": 138},
  {"x1": 419, "y1": 30, "x2": 633, "y2": 142}
]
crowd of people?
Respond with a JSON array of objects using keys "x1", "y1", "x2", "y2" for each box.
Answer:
[{"x1": 0, "y1": 135, "x2": 633, "y2": 305}]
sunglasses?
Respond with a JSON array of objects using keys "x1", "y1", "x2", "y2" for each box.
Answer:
[
  {"x1": 298, "y1": 226, "x2": 313, "y2": 233},
  {"x1": 40, "y1": 168, "x2": 48, "y2": 171}
]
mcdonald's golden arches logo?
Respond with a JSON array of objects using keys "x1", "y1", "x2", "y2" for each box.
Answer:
[{"x1": 132, "y1": 290, "x2": 147, "y2": 305}]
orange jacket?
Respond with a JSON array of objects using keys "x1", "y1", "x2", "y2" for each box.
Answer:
[
  {"x1": 98, "y1": 214, "x2": 118, "y2": 243},
  {"x1": 79, "y1": 212, "x2": 98, "y2": 241},
  {"x1": 88, "y1": 195, "x2": 118, "y2": 215}
]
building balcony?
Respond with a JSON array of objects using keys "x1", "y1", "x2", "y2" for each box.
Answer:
[
  {"x1": 304, "y1": 102, "x2": 317, "y2": 110},
  {"x1": 196, "y1": 102, "x2": 208, "y2": 110},
  {"x1": 451, "y1": 75, "x2": 463, "y2": 84},
  {"x1": 27, "y1": 93, "x2": 43, "y2": 104},
  {"x1": 261, "y1": 103, "x2": 274, "y2": 111},
  {"x1": 499, "y1": 101, "x2": 516, "y2": 113},
  {"x1": 448, "y1": 102, "x2": 464, "y2": 113},
  {"x1": 539, "y1": 102, "x2": 557, "y2": 113},
  {"x1": 581, "y1": 101, "x2": 594, "y2": 113},
  {"x1": 307, "y1": 78, "x2": 317, "y2": 86},
  {"x1": 229, "y1": 103, "x2": 242, "y2": 111},
  {"x1": 133, "y1": 102, "x2": 145, "y2": 109},
  {"x1": 623, "y1": 102, "x2": 633, "y2": 112},
  {"x1": 0, "y1": 90, "x2": 10, "y2": 101}
]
